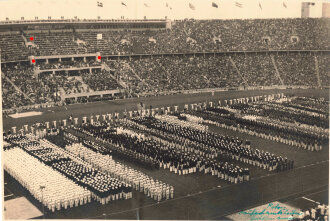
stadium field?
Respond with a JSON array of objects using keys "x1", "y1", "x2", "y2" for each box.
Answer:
[
  {"x1": 3, "y1": 88, "x2": 328, "y2": 131},
  {"x1": 3, "y1": 88, "x2": 329, "y2": 220}
]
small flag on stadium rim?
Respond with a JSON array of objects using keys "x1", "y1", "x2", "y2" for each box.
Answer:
[
  {"x1": 97, "y1": 1, "x2": 103, "y2": 7},
  {"x1": 283, "y1": 2, "x2": 287, "y2": 8},
  {"x1": 144, "y1": 3, "x2": 149, "y2": 7},
  {"x1": 121, "y1": 2, "x2": 127, "y2": 7},
  {"x1": 235, "y1": 2, "x2": 243, "y2": 8},
  {"x1": 212, "y1": 2, "x2": 218, "y2": 8},
  {"x1": 259, "y1": 2, "x2": 262, "y2": 10},
  {"x1": 189, "y1": 3, "x2": 196, "y2": 10},
  {"x1": 166, "y1": 3, "x2": 172, "y2": 10}
]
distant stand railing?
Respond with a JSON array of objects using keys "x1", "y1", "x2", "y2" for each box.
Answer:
[{"x1": 1, "y1": 49, "x2": 329, "y2": 64}]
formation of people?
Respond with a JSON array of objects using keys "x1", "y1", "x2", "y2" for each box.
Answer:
[
  {"x1": 130, "y1": 115, "x2": 293, "y2": 172},
  {"x1": 4, "y1": 147, "x2": 92, "y2": 212},
  {"x1": 65, "y1": 142, "x2": 174, "y2": 201},
  {"x1": 4, "y1": 134, "x2": 132, "y2": 205},
  {"x1": 295, "y1": 204, "x2": 329, "y2": 221},
  {"x1": 187, "y1": 96, "x2": 328, "y2": 151},
  {"x1": 69, "y1": 120, "x2": 250, "y2": 183}
]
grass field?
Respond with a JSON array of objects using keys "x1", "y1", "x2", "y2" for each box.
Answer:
[{"x1": 2, "y1": 88, "x2": 329, "y2": 220}]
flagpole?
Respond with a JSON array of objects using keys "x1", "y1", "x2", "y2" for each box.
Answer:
[{"x1": 0, "y1": 49, "x2": 3, "y2": 141}]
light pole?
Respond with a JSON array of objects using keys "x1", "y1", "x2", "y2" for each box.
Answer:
[{"x1": 40, "y1": 185, "x2": 46, "y2": 219}]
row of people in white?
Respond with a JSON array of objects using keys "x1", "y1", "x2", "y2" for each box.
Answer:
[
  {"x1": 39, "y1": 139, "x2": 131, "y2": 203},
  {"x1": 155, "y1": 114, "x2": 207, "y2": 132},
  {"x1": 5, "y1": 135, "x2": 131, "y2": 204},
  {"x1": 65, "y1": 142, "x2": 174, "y2": 201},
  {"x1": 4, "y1": 147, "x2": 92, "y2": 212}
]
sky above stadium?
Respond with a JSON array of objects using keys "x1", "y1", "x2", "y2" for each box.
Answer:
[{"x1": 0, "y1": 0, "x2": 327, "y2": 21}]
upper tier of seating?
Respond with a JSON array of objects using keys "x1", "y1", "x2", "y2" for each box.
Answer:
[{"x1": 1, "y1": 18, "x2": 328, "y2": 62}]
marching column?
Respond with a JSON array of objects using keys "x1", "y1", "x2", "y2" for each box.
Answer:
[
  {"x1": 30, "y1": 126, "x2": 35, "y2": 135},
  {"x1": 24, "y1": 125, "x2": 29, "y2": 133}
]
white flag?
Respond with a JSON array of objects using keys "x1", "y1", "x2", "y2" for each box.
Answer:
[{"x1": 97, "y1": 33, "x2": 102, "y2": 40}]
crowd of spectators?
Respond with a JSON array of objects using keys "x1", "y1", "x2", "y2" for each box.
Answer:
[
  {"x1": 1, "y1": 78, "x2": 32, "y2": 109},
  {"x1": 232, "y1": 54, "x2": 279, "y2": 86},
  {"x1": 81, "y1": 69, "x2": 121, "y2": 91},
  {"x1": 0, "y1": 33, "x2": 29, "y2": 61},
  {"x1": 294, "y1": 204, "x2": 329, "y2": 221},
  {"x1": 1, "y1": 17, "x2": 328, "y2": 109},
  {"x1": 28, "y1": 31, "x2": 86, "y2": 56},
  {"x1": 275, "y1": 53, "x2": 318, "y2": 86},
  {"x1": 37, "y1": 58, "x2": 100, "y2": 70},
  {"x1": 1, "y1": 18, "x2": 328, "y2": 62},
  {"x1": 2, "y1": 51, "x2": 327, "y2": 110},
  {"x1": 317, "y1": 54, "x2": 330, "y2": 87}
]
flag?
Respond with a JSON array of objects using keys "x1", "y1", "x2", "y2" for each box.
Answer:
[
  {"x1": 144, "y1": 3, "x2": 149, "y2": 7},
  {"x1": 148, "y1": 37, "x2": 156, "y2": 43},
  {"x1": 97, "y1": 1, "x2": 103, "y2": 7},
  {"x1": 121, "y1": 39, "x2": 130, "y2": 44},
  {"x1": 97, "y1": 33, "x2": 102, "y2": 40},
  {"x1": 121, "y1": 2, "x2": 127, "y2": 7},
  {"x1": 259, "y1": 2, "x2": 262, "y2": 10},
  {"x1": 166, "y1": 3, "x2": 172, "y2": 10},
  {"x1": 212, "y1": 2, "x2": 218, "y2": 8},
  {"x1": 283, "y1": 2, "x2": 287, "y2": 8},
  {"x1": 235, "y1": 2, "x2": 243, "y2": 8},
  {"x1": 189, "y1": 3, "x2": 195, "y2": 10}
]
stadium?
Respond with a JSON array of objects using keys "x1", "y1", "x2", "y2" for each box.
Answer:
[{"x1": 1, "y1": 0, "x2": 329, "y2": 220}]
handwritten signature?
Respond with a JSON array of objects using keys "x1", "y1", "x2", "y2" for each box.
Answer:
[{"x1": 238, "y1": 203, "x2": 303, "y2": 220}]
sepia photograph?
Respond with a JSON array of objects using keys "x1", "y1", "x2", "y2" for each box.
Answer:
[{"x1": 0, "y1": 0, "x2": 329, "y2": 220}]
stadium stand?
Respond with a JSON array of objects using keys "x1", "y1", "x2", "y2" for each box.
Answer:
[{"x1": 1, "y1": 18, "x2": 329, "y2": 110}]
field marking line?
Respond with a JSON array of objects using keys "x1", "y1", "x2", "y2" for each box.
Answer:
[
  {"x1": 210, "y1": 184, "x2": 329, "y2": 220},
  {"x1": 302, "y1": 196, "x2": 320, "y2": 205},
  {"x1": 4, "y1": 194, "x2": 13, "y2": 198}
]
